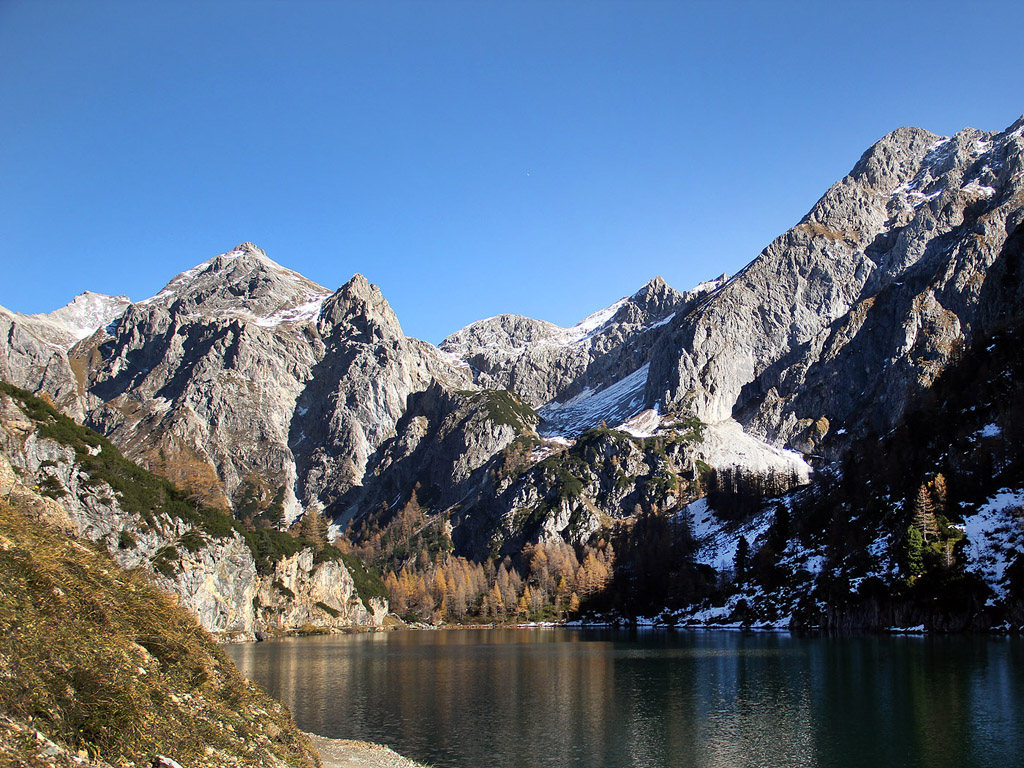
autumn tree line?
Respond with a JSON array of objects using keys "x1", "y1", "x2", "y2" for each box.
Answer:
[
  {"x1": 382, "y1": 540, "x2": 614, "y2": 623},
  {"x1": 342, "y1": 489, "x2": 613, "y2": 623}
]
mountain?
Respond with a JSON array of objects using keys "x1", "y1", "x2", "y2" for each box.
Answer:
[
  {"x1": 68, "y1": 242, "x2": 469, "y2": 524},
  {"x1": 0, "y1": 291, "x2": 130, "y2": 421},
  {"x1": 39, "y1": 290, "x2": 133, "y2": 342},
  {"x1": 647, "y1": 118, "x2": 1024, "y2": 455},
  {"x1": 2, "y1": 115, "x2": 1023, "y2": 632}
]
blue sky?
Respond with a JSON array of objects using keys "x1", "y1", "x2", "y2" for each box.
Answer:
[{"x1": 2, "y1": 1, "x2": 1023, "y2": 343}]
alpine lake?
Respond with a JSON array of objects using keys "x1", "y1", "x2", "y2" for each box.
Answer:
[{"x1": 227, "y1": 627, "x2": 1024, "y2": 768}]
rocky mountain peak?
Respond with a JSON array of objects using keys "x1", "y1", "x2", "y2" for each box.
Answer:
[
  {"x1": 626, "y1": 276, "x2": 684, "y2": 318},
  {"x1": 440, "y1": 315, "x2": 561, "y2": 356},
  {"x1": 848, "y1": 125, "x2": 942, "y2": 193},
  {"x1": 233, "y1": 241, "x2": 267, "y2": 259},
  {"x1": 319, "y1": 273, "x2": 404, "y2": 342},
  {"x1": 140, "y1": 244, "x2": 331, "y2": 324},
  {"x1": 39, "y1": 291, "x2": 132, "y2": 344}
]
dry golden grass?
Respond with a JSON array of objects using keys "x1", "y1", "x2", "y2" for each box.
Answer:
[{"x1": 0, "y1": 498, "x2": 319, "y2": 768}]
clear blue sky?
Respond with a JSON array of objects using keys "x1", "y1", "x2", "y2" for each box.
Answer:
[{"x1": 2, "y1": 1, "x2": 1022, "y2": 343}]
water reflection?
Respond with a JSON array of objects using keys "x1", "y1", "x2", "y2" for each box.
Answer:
[{"x1": 228, "y1": 630, "x2": 1023, "y2": 768}]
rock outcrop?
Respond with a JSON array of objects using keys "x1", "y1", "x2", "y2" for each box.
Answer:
[
  {"x1": 0, "y1": 385, "x2": 385, "y2": 640},
  {"x1": 646, "y1": 118, "x2": 1024, "y2": 456},
  {"x1": 439, "y1": 275, "x2": 723, "y2": 429}
]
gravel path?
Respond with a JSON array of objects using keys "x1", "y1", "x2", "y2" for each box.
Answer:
[{"x1": 306, "y1": 733, "x2": 429, "y2": 768}]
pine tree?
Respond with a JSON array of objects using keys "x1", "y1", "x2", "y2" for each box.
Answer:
[
  {"x1": 904, "y1": 526, "x2": 925, "y2": 583},
  {"x1": 735, "y1": 536, "x2": 749, "y2": 583},
  {"x1": 299, "y1": 510, "x2": 328, "y2": 552},
  {"x1": 912, "y1": 484, "x2": 939, "y2": 542},
  {"x1": 569, "y1": 592, "x2": 581, "y2": 614}
]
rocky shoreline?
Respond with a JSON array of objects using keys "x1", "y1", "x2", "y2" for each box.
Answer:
[{"x1": 306, "y1": 734, "x2": 427, "y2": 768}]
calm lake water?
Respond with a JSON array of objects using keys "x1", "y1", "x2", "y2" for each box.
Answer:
[{"x1": 227, "y1": 628, "x2": 1024, "y2": 768}]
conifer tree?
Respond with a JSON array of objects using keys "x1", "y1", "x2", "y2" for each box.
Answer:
[
  {"x1": 735, "y1": 536, "x2": 749, "y2": 583},
  {"x1": 912, "y1": 484, "x2": 939, "y2": 542},
  {"x1": 904, "y1": 526, "x2": 925, "y2": 583},
  {"x1": 299, "y1": 510, "x2": 328, "y2": 552}
]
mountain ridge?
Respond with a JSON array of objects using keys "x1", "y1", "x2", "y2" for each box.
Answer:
[{"x1": 2, "y1": 113, "x2": 1023, "y2": 631}]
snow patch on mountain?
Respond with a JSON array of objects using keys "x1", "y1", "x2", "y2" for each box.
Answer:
[
  {"x1": 647, "y1": 312, "x2": 676, "y2": 330},
  {"x1": 35, "y1": 292, "x2": 131, "y2": 346},
  {"x1": 962, "y1": 181, "x2": 997, "y2": 199},
  {"x1": 618, "y1": 408, "x2": 663, "y2": 438},
  {"x1": 254, "y1": 294, "x2": 332, "y2": 327},
  {"x1": 538, "y1": 363, "x2": 649, "y2": 437},
  {"x1": 136, "y1": 243, "x2": 332, "y2": 326},
  {"x1": 557, "y1": 299, "x2": 628, "y2": 346},
  {"x1": 964, "y1": 490, "x2": 1024, "y2": 601},
  {"x1": 697, "y1": 419, "x2": 812, "y2": 482},
  {"x1": 681, "y1": 497, "x2": 775, "y2": 573}
]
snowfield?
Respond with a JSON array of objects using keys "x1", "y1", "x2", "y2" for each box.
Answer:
[{"x1": 538, "y1": 363, "x2": 649, "y2": 437}]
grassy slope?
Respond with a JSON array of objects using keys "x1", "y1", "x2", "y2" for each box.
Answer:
[{"x1": 0, "y1": 496, "x2": 319, "y2": 768}]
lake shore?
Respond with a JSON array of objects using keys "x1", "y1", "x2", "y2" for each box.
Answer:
[{"x1": 306, "y1": 733, "x2": 427, "y2": 768}]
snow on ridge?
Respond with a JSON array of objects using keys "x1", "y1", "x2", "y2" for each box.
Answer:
[
  {"x1": 254, "y1": 293, "x2": 332, "y2": 328},
  {"x1": 892, "y1": 128, "x2": 1008, "y2": 209},
  {"x1": 648, "y1": 312, "x2": 676, "y2": 330},
  {"x1": 618, "y1": 408, "x2": 662, "y2": 438},
  {"x1": 138, "y1": 254, "x2": 226, "y2": 306},
  {"x1": 688, "y1": 275, "x2": 729, "y2": 296},
  {"x1": 442, "y1": 295, "x2": 632, "y2": 361},
  {"x1": 557, "y1": 298, "x2": 628, "y2": 346},
  {"x1": 36, "y1": 292, "x2": 131, "y2": 346},
  {"x1": 136, "y1": 245, "x2": 326, "y2": 310}
]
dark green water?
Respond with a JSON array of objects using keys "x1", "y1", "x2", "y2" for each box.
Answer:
[{"x1": 226, "y1": 629, "x2": 1024, "y2": 768}]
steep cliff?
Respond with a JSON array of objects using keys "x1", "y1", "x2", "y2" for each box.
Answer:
[
  {"x1": 0, "y1": 382, "x2": 386, "y2": 640},
  {"x1": 646, "y1": 118, "x2": 1024, "y2": 455}
]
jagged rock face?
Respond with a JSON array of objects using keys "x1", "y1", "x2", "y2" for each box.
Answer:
[
  {"x1": 292, "y1": 275, "x2": 470, "y2": 512},
  {"x1": 338, "y1": 384, "x2": 539, "y2": 526},
  {"x1": 0, "y1": 309, "x2": 85, "y2": 419},
  {"x1": 440, "y1": 276, "x2": 732, "y2": 438},
  {"x1": 255, "y1": 549, "x2": 387, "y2": 634},
  {"x1": 738, "y1": 119, "x2": 1024, "y2": 452},
  {"x1": 0, "y1": 391, "x2": 384, "y2": 640},
  {"x1": 82, "y1": 300, "x2": 325, "y2": 517},
  {"x1": 645, "y1": 126, "x2": 944, "y2": 424},
  {"x1": 451, "y1": 425, "x2": 709, "y2": 559},
  {"x1": 58, "y1": 245, "x2": 470, "y2": 521},
  {"x1": 648, "y1": 118, "x2": 1024, "y2": 453},
  {"x1": 0, "y1": 293, "x2": 130, "y2": 421}
]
